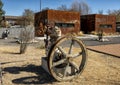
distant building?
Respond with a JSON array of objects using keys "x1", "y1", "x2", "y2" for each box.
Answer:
[
  {"x1": 35, "y1": 10, "x2": 117, "y2": 36},
  {"x1": 0, "y1": 15, "x2": 27, "y2": 28},
  {"x1": 34, "y1": 10, "x2": 80, "y2": 36},
  {"x1": 81, "y1": 14, "x2": 116, "y2": 33},
  {"x1": 4, "y1": 16, "x2": 22, "y2": 26}
]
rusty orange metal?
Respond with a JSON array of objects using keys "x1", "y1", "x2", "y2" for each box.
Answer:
[
  {"x1": 81, "y1": 14, "x2": 116, "y2": 33},
  {"x1": 34, "y1": 10, "x2": 80, "y2": 36}
]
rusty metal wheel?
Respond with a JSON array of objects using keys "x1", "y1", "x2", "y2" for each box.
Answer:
[{"x1": 48, "y1": 35, "x2": 87, "y2": 81}]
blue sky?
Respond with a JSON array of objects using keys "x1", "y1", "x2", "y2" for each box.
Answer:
[{"x1": 2, "y1": 0, "x2": 120, "y2": 16}]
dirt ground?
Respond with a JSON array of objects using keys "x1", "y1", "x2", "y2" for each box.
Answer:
[{"x1": 0, "y1": 43, "x2": 120, "y2": 85}]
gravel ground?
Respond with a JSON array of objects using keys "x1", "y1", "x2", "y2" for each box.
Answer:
[{"x1": 0, "y1": 43, "x2": 120, "y2": 85}]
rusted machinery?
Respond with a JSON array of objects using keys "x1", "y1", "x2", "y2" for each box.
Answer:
[{"x1": 41, "y1": 25, "x2": 87, "y2": 81}]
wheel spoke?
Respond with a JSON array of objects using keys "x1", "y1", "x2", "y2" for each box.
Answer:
[
  {"x1": 52, "y1": 58, "x2": 66, "y2": 67},
  {"x1": 56, "y1": 46, "x2": 66, "y2": 56},
  {"x1": 69, "y1": 61, "x2": 79, "y2": 71},
  {"x1": 63, "y1": 63, "x2": 69, "y2": 77},
  {"x1": 68, "y1": 40, "x2": 74, "y2": 54}
]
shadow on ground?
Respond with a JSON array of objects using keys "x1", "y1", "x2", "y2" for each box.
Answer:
[
  {"x1": 3, "y1": 64, "x2": 56, "y2": 84},
  {"x1": 2, "y1": 51, "x2": 20, "y2": 54}
]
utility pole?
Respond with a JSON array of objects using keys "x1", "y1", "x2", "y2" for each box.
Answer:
[{"x1": 40, "y1": 0, "x2": 41, "y2": 11}]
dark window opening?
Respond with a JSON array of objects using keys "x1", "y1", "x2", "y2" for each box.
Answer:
[
  {"x1": 99, "y1": 24, "x2": 112, "y2": 28},
  {"x1": 55, "y1": 23, "x2": 75, "y2": 28}
]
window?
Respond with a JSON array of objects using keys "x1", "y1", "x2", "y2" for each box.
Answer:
[
  {"x1": 99, "y1": 24, "x2": 112, "y2": 28},
  {"x1": 117, "y1": 25, "x2": 120, "y2": 28},
  {"x1": 55, "y1": 23, "x2": 75, "y2": 28}
]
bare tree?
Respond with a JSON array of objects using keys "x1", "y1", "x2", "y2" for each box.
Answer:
[
  {"x1": 70, "y1": 0, "x2": 79, "y2": 12},
  {"x1": 70, "y1": 0, "x2": 91, "y2": 15},
  {"x1": 98, "y1": 9, "x2": 103, "y2": 14},
  {"x1": 107, "y1": 9, "x2": 120, "y2": 15},
  {"x1": 22, "y1": 9, "x2": 34, "y2": 26},
  {"x1": 57, "y1": 4, "x2": 68, "y2": 11},
  {"x1": 19, "y1": 9, "x2": 35, "y2": 54},
  {"x1": 19, "y1": 25, "x2": 34, "y2": 54},
  {"x1": 80, "y1": 1, "x2": 91, "y2": 15},
  {"x1": 107, "y1": 9, "x2": 120, "y2": 22}
]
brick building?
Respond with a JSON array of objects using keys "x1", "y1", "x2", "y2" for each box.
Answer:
[
  {"x1": 34, "y1": 10, "x2": 80, "y2": 36},
  {"x1": 81, "y1": 14, "x2": 116, "y2": 34}
]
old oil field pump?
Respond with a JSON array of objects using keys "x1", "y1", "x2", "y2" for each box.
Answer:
[{"x1": 40, "y1": 22, "x2": 87, "y2": 81}]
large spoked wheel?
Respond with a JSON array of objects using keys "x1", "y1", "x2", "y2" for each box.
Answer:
[{"x1": 48, "y1": 35, "x2": 87, "y2": 81}]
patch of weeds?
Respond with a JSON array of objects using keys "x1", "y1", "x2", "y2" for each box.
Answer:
[{"x1": 36, "y1": 44, "x2": 45, "y2": 49}]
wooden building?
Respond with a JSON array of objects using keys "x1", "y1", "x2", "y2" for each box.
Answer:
[
  {"x1": 34, "y1": 10, "x2": 80, "y2": 36},
  {"x1": 81, "y1": 14, "x2": 116, "y2": 34}
]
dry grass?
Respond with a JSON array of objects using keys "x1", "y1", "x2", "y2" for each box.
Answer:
[
  {"x1": 0, "y1": 45, "x2": 120, "y2": 85},
  {"x1": 90, "y1": 31, "x2": 98, "y2": 35}
]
